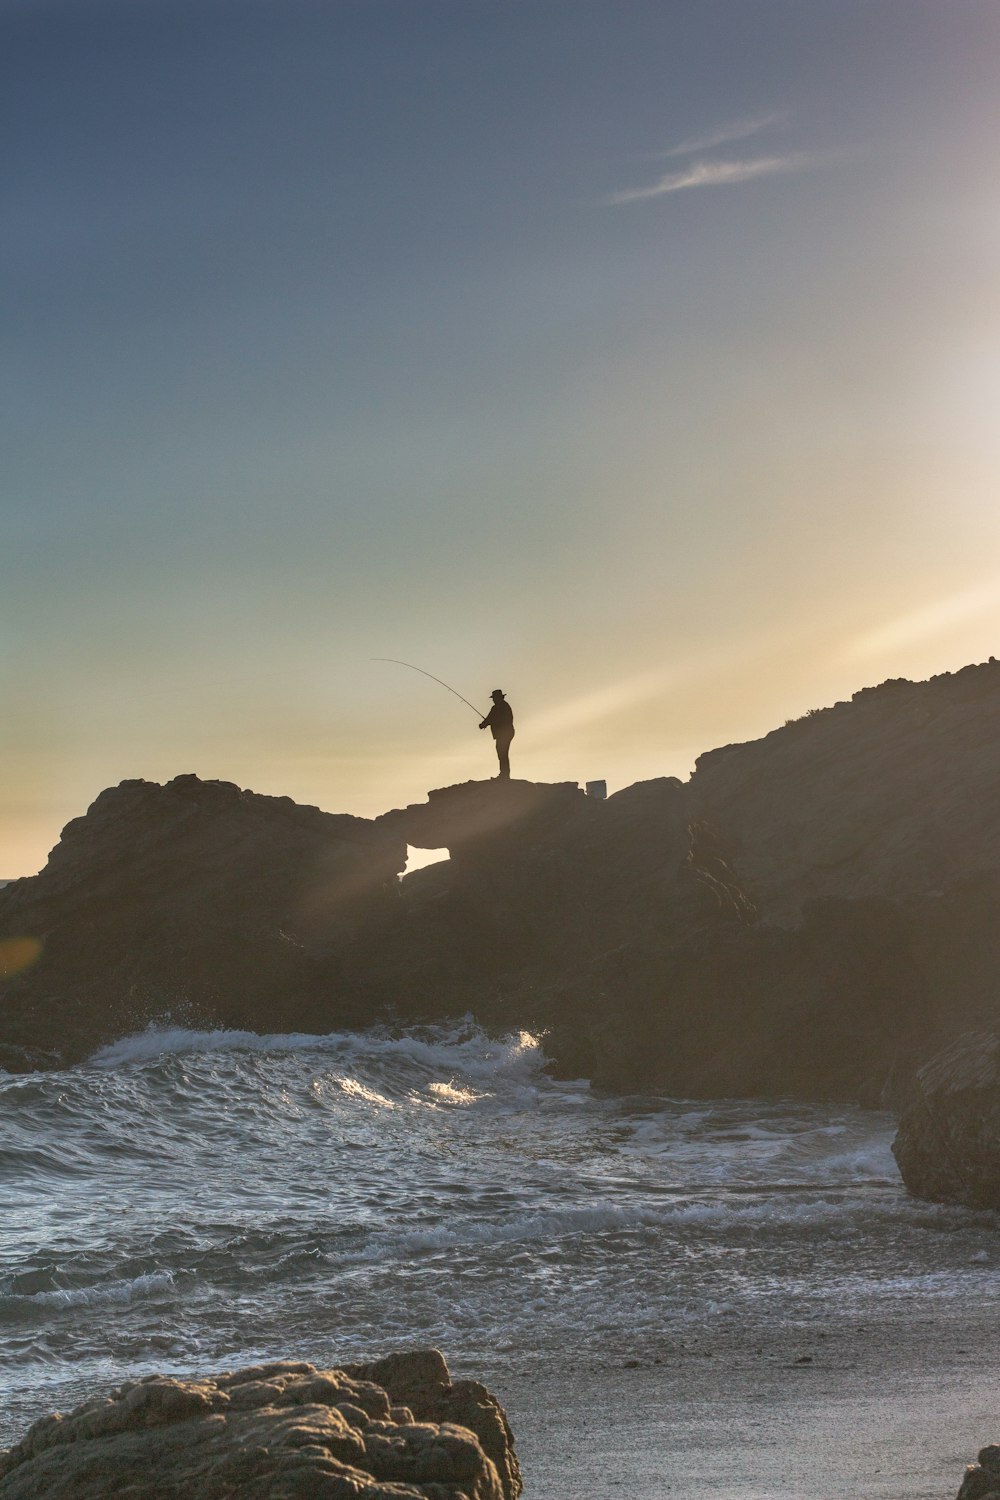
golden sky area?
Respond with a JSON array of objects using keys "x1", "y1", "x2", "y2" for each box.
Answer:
[{"x1": 4, "y1": 1, "x2": 1000, "y2": 876}]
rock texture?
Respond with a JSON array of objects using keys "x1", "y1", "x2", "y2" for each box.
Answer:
[
  {"x1": 5, "y1": 659, "x2": 1000, "y2": 1114},
  {"x1": 0, "y1": 1350, "x2": 521, "y2": 1500},
  {"x1": 342, "y1": 1351, "x2": 520, "y2": 1500},
  {"x1": 892, "y1": 1030, "x2": 1000, "y2": 1208}
]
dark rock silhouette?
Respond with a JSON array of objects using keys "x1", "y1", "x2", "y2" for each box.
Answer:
[
  {"x1": 5, "y1": 659, "x2": 1000, "y2": 1134},
  {"x1": 0, "y1": 1349, "x2": 520, "y2": 1500},
  {"x1": 689, "y1": 661, "x2": 1000, "y2": 925},
  {"x1": 0, "y1": 774, "x2": 406, "y2": 1062}
]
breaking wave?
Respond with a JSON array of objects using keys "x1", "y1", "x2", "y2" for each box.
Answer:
[
  {"x1": 13, "y1": 1271, "x2": 177, "y2": 1311},
  {"x1": 88, "y1": 1021, "x2": 546, "y2": 1081},
  {"x1": 1, "y1": 1019, "x2": 996, "y2": 1450}
]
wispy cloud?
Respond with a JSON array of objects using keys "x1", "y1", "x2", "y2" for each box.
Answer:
[
  {"x1": 606, "y1": 153, "x2": 810, "y2": 205},
  {"x1": 657, "y1": 112, "x2": 787, "y2": 159}
]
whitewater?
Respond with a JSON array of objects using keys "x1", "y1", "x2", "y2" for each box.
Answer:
[{"x1": 2, "y1": 1023, "x2": 998, "y2": 1493}]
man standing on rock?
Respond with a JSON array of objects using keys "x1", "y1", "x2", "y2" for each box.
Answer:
[{"x1": 479, "y1": 689, "x2": 514, "y2": 780}]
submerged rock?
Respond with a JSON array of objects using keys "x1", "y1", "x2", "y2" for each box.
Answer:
[
  {"x1": 0, "y1": 1351, "x2": 521, "y2": 1500},
  {"x1": 892, "y1": 1030, "x2": 1000, "y2": 1208}
]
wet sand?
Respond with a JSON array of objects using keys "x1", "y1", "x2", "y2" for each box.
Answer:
[{"x1": 475, "y1": 1306, "x2": 997, "y2": 1498}]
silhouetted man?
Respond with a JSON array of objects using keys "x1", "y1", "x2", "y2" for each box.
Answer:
[{"x1": 479, "y1": 689, "x2": 514, "y2": 779}]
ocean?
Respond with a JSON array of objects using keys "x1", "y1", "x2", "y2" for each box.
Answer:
[{"x1": 2, "y1": 1024, "x2": 997, "y2": 1493}]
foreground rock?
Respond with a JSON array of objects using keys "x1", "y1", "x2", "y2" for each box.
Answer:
[
  {"x1": 0, "y1": 1349, "x2": 521, "y2": 1500},
  {"x1": 957, "y1": 1443, "x2": 1000, "y2": 1499},
  {"x1": 892, "y1": 1030, "x2": 1000, "y2": 1208}
]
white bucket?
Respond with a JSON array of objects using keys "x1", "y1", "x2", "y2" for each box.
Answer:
[{"x1": 585, "y1": 780, "x2": 607, "y2": 799}]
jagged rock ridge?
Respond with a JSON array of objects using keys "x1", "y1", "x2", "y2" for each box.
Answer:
[{"x1": 4, "y1": 660, "x2": 1000, "y2": 1117}]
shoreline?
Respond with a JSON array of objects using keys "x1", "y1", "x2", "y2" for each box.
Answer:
[
  {"x1": 469, "y1": 1304, "x2": 996, "y2": 1498},
  {"x1": 2, "y1": 1302, "x2": 994, "y2": 1496}
]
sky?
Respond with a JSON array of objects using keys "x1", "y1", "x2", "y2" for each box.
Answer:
[{"x1": 5, "y1": 0, "x2": 1000, "y2": 875}]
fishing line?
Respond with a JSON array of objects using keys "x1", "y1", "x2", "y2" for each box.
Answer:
[{"x1": 372, "y1": 659, "x2": 485, "y2": 718}]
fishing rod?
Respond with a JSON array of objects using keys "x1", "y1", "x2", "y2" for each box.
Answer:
[{"x1": 372, "y1": 659, "x2": 485, "y2": 719}]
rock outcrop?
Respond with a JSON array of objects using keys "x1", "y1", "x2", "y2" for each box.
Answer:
[
  {"x1": 507, "y1": 660, "x2": 1000, "y2": 1100},
  {"x1": 0, "y1": 772, "x2": 714, "y2": 1067},
  {"x1": 690, "y1": 660, "x2": 1000, "y2": 926},
  {"x1": 892, "y1": 1030, "x2": 1000, "y2": 1208},
  {"x1": 342, "y1": 1350, "x2": 520, "y2": 1500},
  {"x1": 0, "y1": 1350, "x2": 521, "y2": 1500},
  {"x1": 0, "y1": 774, "x2": 406, "y2": 1062},
  {"x1": 5, "y1": 659, "x2": 1000, "y2": 1112},
  {"x1": 957, "y1": 1443, "x2": 1000, "y2": 1500}
]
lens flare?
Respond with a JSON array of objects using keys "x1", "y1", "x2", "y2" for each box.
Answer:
[{"x1": 0, "y1": 937, "x2": 43, "y2": 980}]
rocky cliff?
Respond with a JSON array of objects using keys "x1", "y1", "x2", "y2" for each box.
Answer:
[
  {"x1": 545, "y1": 658, "x2": 1000, "y2": 1099},
  {"x1": 689, "y1": 660, "x2": 1000, "y2": 925},
  {"x1": 4, "y1": 659, "x2": 1000, "y2": 1108}
]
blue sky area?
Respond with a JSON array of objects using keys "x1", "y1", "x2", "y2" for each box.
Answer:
[{"x1": 5, "y1": 1, "x2": 1000, "y2": 871}]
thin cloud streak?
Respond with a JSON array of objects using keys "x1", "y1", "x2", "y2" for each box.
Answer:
[
  {"x1": 607, "y1": 154, "x2": 810, "y2": 205},
  {"x1": 660, "y1": 112, "x2": 786, "y2": 158}
]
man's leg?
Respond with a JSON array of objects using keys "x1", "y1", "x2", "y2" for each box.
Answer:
[{"x1": 497, "y1": 734, "x2": 511, "y2": 779}]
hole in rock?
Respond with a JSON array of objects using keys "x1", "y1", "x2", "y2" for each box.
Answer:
[{"x1": 404, "y1": 846, "x2": 450, "y2": 876}]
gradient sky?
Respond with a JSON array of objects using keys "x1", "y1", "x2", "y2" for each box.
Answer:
[{"x1": 6, "y1": 0, "x2": 1000, "y2": 874}]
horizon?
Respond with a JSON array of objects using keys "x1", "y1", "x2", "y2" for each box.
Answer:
[{"x1": 6, "y1": 0, "x2": 1000, "y2": 875}]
